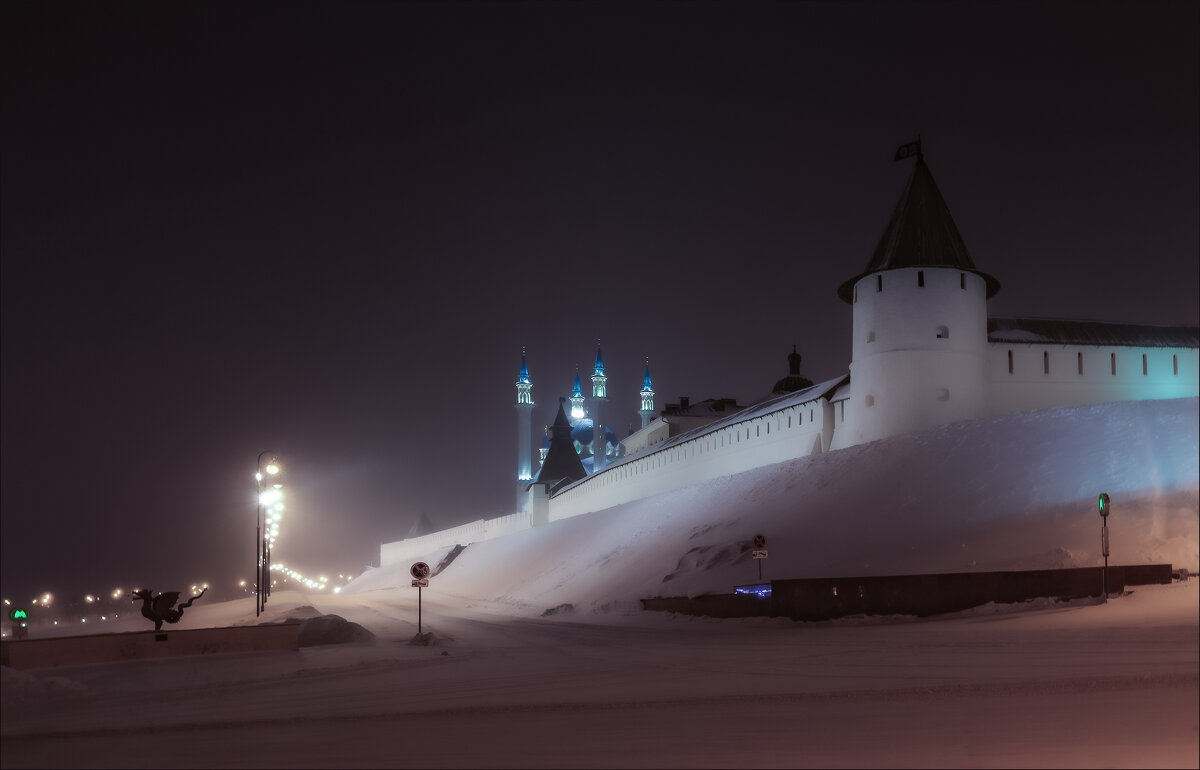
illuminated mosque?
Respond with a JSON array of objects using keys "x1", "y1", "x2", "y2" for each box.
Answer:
[{"x1": 383, "y1": 148, "x2": 1199, "y2": 565}]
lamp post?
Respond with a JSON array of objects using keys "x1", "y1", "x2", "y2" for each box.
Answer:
[{"x1": 255, "y1": 452, "x2": 283, "y2": 616}]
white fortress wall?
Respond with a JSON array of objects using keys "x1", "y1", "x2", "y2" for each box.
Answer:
[
  {"x1": 987, "y1": 344, "x2": 1199, "y2": 416},
  {"x1": 548, "y1": 394, "x2": 835, "y2": 523},
  {"x1": 380, "y1": 389, "x2": 840, "y2": 564}
]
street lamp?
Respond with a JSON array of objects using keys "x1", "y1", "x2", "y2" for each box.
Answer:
[{"x1": 255, "y1": 451, "x2": 283, "y2": 616}]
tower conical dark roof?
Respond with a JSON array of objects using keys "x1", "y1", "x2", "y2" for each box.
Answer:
[
  {"x1": 837, "y1": 156, "x2": 1000, "y2": 302},
  {"x1": 533, "y1": 398, "x2": 587, "y2": 485}
]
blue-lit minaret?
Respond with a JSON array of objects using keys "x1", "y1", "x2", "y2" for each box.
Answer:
[
  {"x1": 569, "y1": 367, "x2": 585, "y2": 422},
  {"x1": 638, "y1": 357, "x2": 655, "y2": 428},
  {"x1": 515, "y1": 348, "x2": 534, "y2": 509},
  {"x1": 591, "y1": 341, "x2": 608, "y2": 472}
]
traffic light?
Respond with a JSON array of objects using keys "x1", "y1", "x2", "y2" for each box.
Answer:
[{"x1": 1098, "y1": 493, "x2": 1110, "y2": 517}]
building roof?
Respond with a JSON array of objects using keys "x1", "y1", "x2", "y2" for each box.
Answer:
[
  {"x1": 988, "y1": 317, "x2": 1200, "y2": 348},
  {"x1": 661, "y1": 396, "x2": 744, "y2": 418},
  {"x1": 772, "y1": 344, "x2": 815, "y2": 395},
  {"x1": 838, "y1": 156, "x2": 1000, "y2": 302}
]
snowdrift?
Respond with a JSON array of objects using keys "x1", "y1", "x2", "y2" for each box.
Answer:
[{"x1": 345, "y1": 398, "x2": 1199, "y2": 616}]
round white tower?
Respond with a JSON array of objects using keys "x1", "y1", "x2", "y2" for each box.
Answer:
[{"x1": 836, "y1": 153, "x2": 1000, "y2": 447}]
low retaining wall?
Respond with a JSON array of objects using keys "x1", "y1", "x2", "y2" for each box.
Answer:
[
  {"x1": 0, "y1": 624, "x2": 300, "y2": 670},
  {"x1": 641, "y1": 564, "x2": 1174, "y2": 621}
]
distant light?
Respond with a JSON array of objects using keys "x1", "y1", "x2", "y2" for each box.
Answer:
[{"x1": 265, "y1": 463, "x2": 280, "y2": 475}]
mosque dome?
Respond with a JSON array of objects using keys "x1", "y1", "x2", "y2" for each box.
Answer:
[{"x1": 570, "y1": 418, "x2": 618, "y2": 448}]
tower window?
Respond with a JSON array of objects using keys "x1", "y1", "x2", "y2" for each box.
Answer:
[
  {"x1": 865, "y1": 395, "x2": 875, "y2": 407},
  {"x1": 1078, "y1": 352, "x2": 1083, "y2": 375},
  {"x1": 960, "y1": 273, "x2": 966, "y2": 289},
  {"x1": 1174, "y1": 355, "x2": 1179, "y2": 375},
  {"x1": 917, "y1": 271, "x2": 925, "y2": 287},
  {"x1": 937, "y1": 388, "x2": 950, "y2": 401},
  {"x1": 1043, "y1": 351, "x2": 1050, "y2": 374},
  {"x1": 936, "y1": 325, "x2": 949, "y2": 339},
  {"x1": 1008, "y1": 350, "x2": 1013, "y2": 374},
  {"x1": 1111, "y1": 353, "x2": 1117, "y2": 375},
  {"x1": 867, "y1": 331, "x2": 876, "y2": 343},
  {"x1": 1142, "y1": 354, "x2": 1148, "y2": 375},
  {"x1": 854, "y1": 286, "x2": 858, "y2": 303},
  {"x1": 876, "y1": 275, "x2": 882, "y2": 292}
]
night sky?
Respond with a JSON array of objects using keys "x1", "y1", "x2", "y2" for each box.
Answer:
[{"x1": 3, "y1": 1, "x2": 1196, "y2": 606}]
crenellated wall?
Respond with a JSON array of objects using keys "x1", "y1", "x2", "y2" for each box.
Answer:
[
  {"x1": 380, "y1": 392, "x2": 837, "y2": 565},
  {"x1": 987, "y1": 344, "x2": 1199, "y2": 416},
  {"x1": 549, "y1": 397, "x2": 834, "y2": 522}
]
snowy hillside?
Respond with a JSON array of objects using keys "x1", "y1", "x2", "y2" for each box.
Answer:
[{"x1": 345, "y1": 398, "x2": 1200, "y2": 615}]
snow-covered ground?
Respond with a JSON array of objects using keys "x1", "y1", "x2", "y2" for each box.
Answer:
[{"x1": 3, "y1": 398, "x2": 1197, "y2": 767}]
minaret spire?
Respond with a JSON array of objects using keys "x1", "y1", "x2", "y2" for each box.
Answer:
[
  {"x1": 638, "y1": 357, "x2": 655, "y2": 428},
  {"x1": 591, "y1": 340, "x2": 608, "y2": 472},
  {"x1": 569, "y1": 366, "x2": 585, "y2": 422},
  {"x1": 514, "y1": 347, "x2": 534, "y2": 510}
]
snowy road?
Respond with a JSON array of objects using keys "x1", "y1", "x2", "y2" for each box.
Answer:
[{"x1": 3, "y1": 583, "x2": 1197, "y2": 768}]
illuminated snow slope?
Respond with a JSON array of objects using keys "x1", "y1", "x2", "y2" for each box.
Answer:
[
  {"x1": 346, "y1": 397, "x2": 1199, "y2": 614},
  {"x1": 2, "y1": 398, "x2": 1196, "y2": 769}
]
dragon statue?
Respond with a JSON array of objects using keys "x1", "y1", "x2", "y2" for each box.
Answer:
[{"x1": 131, "y1": 587, "x2": 207, "y2": 631}]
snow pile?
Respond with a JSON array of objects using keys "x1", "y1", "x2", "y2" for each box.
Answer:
[
  {"x1": 260, "y1": 605, "x2": 376, "y2": 646},
  {"x1": 346, "y1": 398, "x2": 1199, "y2": 615}
]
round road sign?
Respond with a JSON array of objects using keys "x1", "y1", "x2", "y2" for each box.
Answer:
[
  {"x1": 410, "y1": 562, "x2": 431, "y2": 580},
  {"x1": 752, "y1": 534, "x2": 767, "y2": 549}
]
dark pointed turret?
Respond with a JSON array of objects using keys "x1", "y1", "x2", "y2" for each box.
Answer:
[
  {"x1": 838, "y1": 155, "x2": 1000, "y2": 302},
  {"x1": 533, "y1": 398, "x2": 587, "y2": 485}
]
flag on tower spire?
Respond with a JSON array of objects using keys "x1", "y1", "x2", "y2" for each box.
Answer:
[{"x1": 894, "y1": 137, "x2": 921, "y2": 161}]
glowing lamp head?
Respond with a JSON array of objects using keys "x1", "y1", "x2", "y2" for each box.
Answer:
[
  {"x1": 266, "y1": 463, "x2": 280, "y2": 476},
  {"x1": 1098, "y1": 492, "x2": 1110, "y2": 517}
]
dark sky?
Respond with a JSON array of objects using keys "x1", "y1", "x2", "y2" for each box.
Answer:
[{"x1": 3, "y1": 1, "x2": 1197, "y2": 606}]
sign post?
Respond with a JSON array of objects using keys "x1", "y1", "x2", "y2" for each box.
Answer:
[
  {"x1": 752, "y1": 534, "x2": 768, "y2": 582},
  {"x1": 8, "y1": 607, "x2": 29, "y2": 640},
  {"x1": 1098, "y1": 493, "x2": 1111, "y2": 601},
  {"x1": 411, "y1": 562, "x2": 431, "y2": 634}
]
